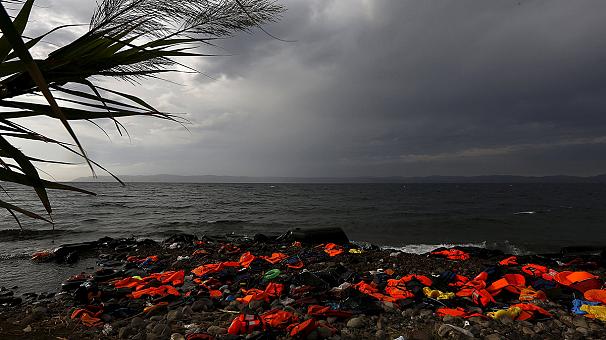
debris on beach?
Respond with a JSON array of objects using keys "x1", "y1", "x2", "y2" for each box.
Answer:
[{"x1": 1, "y1": 228, "x2": 606, "y2": 339}]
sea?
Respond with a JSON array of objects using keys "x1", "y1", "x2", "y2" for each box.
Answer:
[{"x1": 1, "y1": 182, "x2": 606, "y2": 292}]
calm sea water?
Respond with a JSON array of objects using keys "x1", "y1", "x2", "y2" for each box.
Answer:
[{"x1": 1, "y1": 182, "x2": 606, "y2": 291}]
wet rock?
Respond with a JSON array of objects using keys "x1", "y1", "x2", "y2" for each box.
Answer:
[
  {"x1": 347, "y1": 316, "x2": 366, "y2": 328},
  {"x1": 207, "y1": 325, "x2": 227, "y2": 336},
  {"x1": 249, "y1": 300, "x2": 265, "y2": 311},
  {"x1": 119, "y1": 326, "x2": 131, "y2": 339},
  {"x1": 572, "y1": 316, "x2": 588, "y2": 329},
  {"x1": 170, "y1": 333, "x2": 185, "y2": 340},
  {"x1": 498, "y1": 316, "x2": 513, "y2": 325},
  {"x1": 131, "y1": 317, "x2": 146, "y2": 329},
  {"x1": 375, "y1": 330, "x2": 386, "y2": 339},
  {"x1": 560, "y1": 315, "x2": 574, "y2": 327},
  {"x1": 192, "y1": 299, "x2": 212, "y2": 312},
  {"x1": 181, "y1": 305, "x2": 193, "y2": 317},
  {"x1": 521, "y1": 327, "x2": 534, "y2": 336},
  {"x1": 23, "y1": 325, "x2": 32, "y2": 333},
  {"x1": 318, "y1": 326, "x2": 333, "y2": 338},
  {"x1": 576, "y1": 327, "x2": 589, "y2": 336},
  {"x1": 167, "y1": 310, "x2": 183, "y2": 322},
  {"x1": 484, "y1": 334, "x2": 502, "y2": 340}
]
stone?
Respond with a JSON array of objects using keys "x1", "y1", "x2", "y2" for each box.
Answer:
[
  {"x1": 560, "y1": 316, "x2": 574, "y2": 327},
  {"x1": 131, "y1": 317, "x2": 146, "y2": 329},
  {"x1": 167, "y1": 309, "x2": 183, "y2": 322},
  {"x1": 576, "y1": 327, "x2": 589, "y2": 336},
  {"x1": 23, "y1": 325, "x2": 32, "y2": 333},
  {"x1": 207, "y1": 325, "x2": 227, "y2": 336},
  {"x1": 572, "y1": 316, "x2": 588, "y2": 329},
  {"x1": 484, "y1": 334, "x2": 502, "y2": 340},
  {"x1": 522, "y1": 327, "x2": 534, "y2": 336},
  {"x1": 192, "y1": 299, "x2": 212, "y2": 312},
  {"x1": 181, "y1": 305, "x2": 193, "y2": 317},
  {"x1": 437, "y1": 324, "x2": 451, "y2": 337},
  {"x1": 442, "y1": 315, "x2": 456, "y2": 323},
  {"x1": 307, "y1": 330, "x2": 319, "y2": 340},
  {"x1": 170, "y1": 333, "x2": 185, "y2": 340},
  {"x1": 249, "y1": 300, "x2": 264, "y2": 311},
  {"x1": 498, "y1": 316, "x2": 513, "y2": 325},
  {"x1": 318, "y1": 326, "x2": 333, "y2": 338},
  {"x1": 375, "y1": 330, "x2": 386, "y2": 339},
  {"x1": 346, "y1": 316, "x2": 366, "y2": 328},
  {"x1": 119, "y1": 326, "x2": 131, "y2": 339},
  {"x1": 418, "y1": 309, "x2": 433, "y2": 318},
  {"x1": 150, "y1": 315, "x2": 164, "y2": 322}
]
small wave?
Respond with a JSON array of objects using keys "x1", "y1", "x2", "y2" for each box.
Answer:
[
  {"x1": 382, "y1": 241, "x2": 488, "y2": 254},
  {"x1": 206, "y1": 220, "x2": 247, "y2": 225},
  {"x1": 0, "y1": 229, "x2": 80, "y2": 242},
  {"x1": 382, "y1": 240, "x2": 530, "y2": 256},
  {"x1": 513, "y1": 211, "x2": 537, "y2": 215}
]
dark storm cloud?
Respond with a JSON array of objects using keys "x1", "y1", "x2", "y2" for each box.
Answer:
[{"x1": 20, "y1": 0, "x2": 606, "y2": 178}]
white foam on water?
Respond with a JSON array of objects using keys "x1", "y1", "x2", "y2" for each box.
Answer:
[
  {"x1": 513, "y1": 211, "x2": 536, "y2": 215},
  {"x1": 381, "y1": 241, "x2": 488, "y2": 254}
]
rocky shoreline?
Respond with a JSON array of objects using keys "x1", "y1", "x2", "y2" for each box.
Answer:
[{"x1": 1, "y1": 230, "x2": 606, "y2": 339}]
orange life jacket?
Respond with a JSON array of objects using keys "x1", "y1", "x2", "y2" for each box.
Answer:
[
  {"x1": 436, "y1": 307, "x2": 484, "y2": 319},
  {"x1": 261, "y1": 309, "x2": 298, "y2": 329},
  {"x1": 191, "y1": 261, "x2": 240, "y2": 277},
  {"x1": 131, "y1": 285, "x2": 180, "y2": 299},
  {"x1": 519, "y1": 287, "x2": 547, "y2": 301},
  {"x1": 511, "y1": 303, "x2": 552, "y2": 321},
  {"x1": 239, "y1": 252, "x2": 257, "y2": 268},
  {"x1": 307, "y1": 305, "x2": 353, "y2": 319},
  {"x1": 431, "y1": 249, "x2": 471, "y2": 261},
  {"x1": 324, "y1": 243, "x2": 344, "y2": 256},
  {"x1": 499, "y1": 256, "x2": 518, "y2": 266},
  {"x1": 555, "y1": 271, "x2": 602, "y2": 293},
  {"x1": 260, "y1": 252, "x2": 288, "y2": 264},
  {"x1": 584, "y1": 289, "x2": 606, "y2": 304},
  {"x1": 486, "y1": 274, "x2": 525, "y2": 295},
  {"x1": 228, "y1": 314, "x2": 262, "y2": 335},
  {"x1": 288, "y1": 319, "x2": 319, "y2": 338}
]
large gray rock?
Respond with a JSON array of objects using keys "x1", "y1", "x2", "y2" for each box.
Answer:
[
  {"x1": 346, "y1": 316, "x2": 366, "y2": 328},
  {"x1": 207, "y1": 325, "x2": 227, "y2": 336},
  {"x1": 131, "y1": 317, "x2": 146, "y2": 329},
  {"x1": 167, "y1": 310, "x2": 183, "y2": 322}
]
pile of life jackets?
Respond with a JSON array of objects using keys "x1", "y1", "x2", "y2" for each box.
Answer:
[{"x1": 114, "y1": 270, "x2": 185, "y2": 299}]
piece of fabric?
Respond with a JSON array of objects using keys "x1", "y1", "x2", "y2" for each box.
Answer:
[
  {"x1": 580, "y1": 305, "x2": 606, "y2": 321},
  {"x1": 487, "y1": 307, "x2": 521, "y2": 320},
  {"x1": 423, "y1": 287, "x2": 455, "y2": 300},
  {"x1": 572, "y1": 299, "x2": 599, "y2": 315}
]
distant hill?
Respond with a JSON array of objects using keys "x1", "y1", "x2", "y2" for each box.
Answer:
[{"x1": 71, "y1": 174, "x2": 606, "y2": 183}]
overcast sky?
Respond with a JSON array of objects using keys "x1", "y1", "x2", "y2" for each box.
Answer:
[{"x1": 13, "y1": 0, "x2": 606, "y2": 180}]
